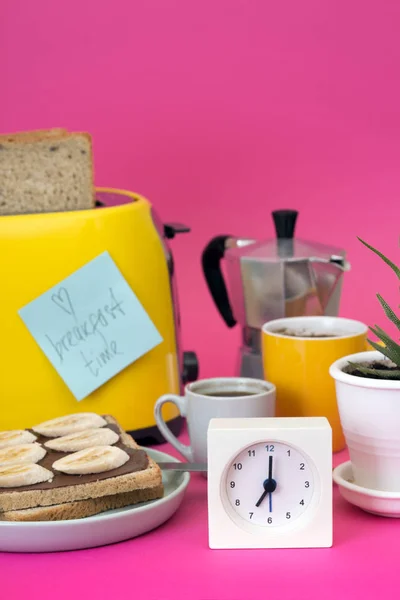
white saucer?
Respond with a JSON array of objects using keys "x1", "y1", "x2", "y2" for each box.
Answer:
[
  {"x1": 0, "y1": 447, "x2": 191, "y2": 553},
  {"x1": 333, "y1": 461, "x2": 400, "y2": 518}
]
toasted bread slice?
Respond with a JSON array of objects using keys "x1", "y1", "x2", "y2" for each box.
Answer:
[
  {"x1": 0, "y1": 131, "x2": 95, "y2": 215},
  {"x1": 0, "y1": 485, "x2": 164, "y2": 522},
  {"x1": 0, "y1": 415, "x2": 163, "y2": 513}
]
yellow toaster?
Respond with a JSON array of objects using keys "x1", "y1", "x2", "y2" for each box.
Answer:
[{"x1": 0, "y1": 188, "x2": 198, "y2": 443}]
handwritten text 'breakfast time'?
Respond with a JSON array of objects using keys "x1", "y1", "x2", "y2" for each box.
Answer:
[{"x1": 45, "y1": 286, "x2": 124, "y2": 377}]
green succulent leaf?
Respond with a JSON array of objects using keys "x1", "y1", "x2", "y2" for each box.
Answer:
[
  {"x1": 348, "y1": 361, "x2": 400, "y2": 380},
  {"x1": 376, "y1": 294, "x2": 400, "y2": 331},
  {"x1": 356, "y1": 236, "x2": 400, "y2": 375},
  {"x1": 367, "y1": 336, "x2": 400, "y2": 368},
  {"x1": 370, "y1": 324, "x2": 400, "y2": 347},
  {"x1": 357, "y1": 237, "x2": 400, "y2": 280}
]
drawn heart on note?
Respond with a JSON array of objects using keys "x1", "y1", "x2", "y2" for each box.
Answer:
[{"x1": 51, "y1": 287, "x2": 76, "y2": 318}]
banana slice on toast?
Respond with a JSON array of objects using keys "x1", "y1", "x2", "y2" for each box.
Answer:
[
  {"x1": 32, "y1": 413, "x2": 107, "y2": 438},
  {"x1": 52, "y1": 445, "x2": 130, "y2": 475},
  {"x1": 0, "y1": 463, "x2": 53, "y2": 488},
  {"x1": 44, "y1": 427, "x2": 119, "y2": 452},
  {"x1": 0, "y1": 430, "x2": 37, "y2": 449},
  {"x1": 0, "y1": 443, "x2": 46, "y2": 467}
]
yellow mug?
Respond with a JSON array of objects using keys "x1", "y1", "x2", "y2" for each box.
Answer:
[{"x1": 261, "y1": 316, "x2": 368, "y2": 452}]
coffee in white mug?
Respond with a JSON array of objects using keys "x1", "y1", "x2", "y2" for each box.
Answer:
[{"x1": 154, "y1": 377, "x2": 276, "y2": 474}]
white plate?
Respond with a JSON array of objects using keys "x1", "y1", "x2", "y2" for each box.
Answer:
[
  {"x1": 0, "y1": 447, "x2": 190, "y2": 553},
  {"x1": 333, "y1": 460, "x2": 400, "y2": 518}
]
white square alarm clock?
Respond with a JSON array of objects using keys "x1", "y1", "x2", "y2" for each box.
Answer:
[{"x1": 207, "y1": 417, "x2": 332, "y2": 549}]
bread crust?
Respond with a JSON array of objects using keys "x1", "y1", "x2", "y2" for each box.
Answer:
[
  {"x1": 0, "y1": 128, "x2": 68, "y2": 142},
  {"x1": 0, "y1": 485, "x2": 164, "y2": 522},
  {"x1": 0, "y1": 415, "x2": 162, "y2": 512}
]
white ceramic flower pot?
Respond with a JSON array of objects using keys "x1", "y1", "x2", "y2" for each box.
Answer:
[{"x1": 330, "y1": 350, "x2": 400, "y2": 492}]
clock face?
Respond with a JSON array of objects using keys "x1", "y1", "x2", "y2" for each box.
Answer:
[{"x1": 224, "y1": 441, "x2": 314, "y2": 527}]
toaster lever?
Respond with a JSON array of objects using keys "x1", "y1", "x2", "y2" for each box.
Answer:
[{"x1": 164, "y1": 223, "x2": 191, "y2": 239}]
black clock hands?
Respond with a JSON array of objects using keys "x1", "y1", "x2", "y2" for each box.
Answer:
[
  {"x1": 268, "y1": 454, "x2": 274, "y2": 513},
  {"x1": 255, "y1": 455, "x2": 277, "y2": 509}
]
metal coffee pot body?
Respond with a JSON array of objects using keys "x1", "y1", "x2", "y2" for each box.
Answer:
[{"x1": 201, "y1": 209, "x2": 350, "y2": 379}]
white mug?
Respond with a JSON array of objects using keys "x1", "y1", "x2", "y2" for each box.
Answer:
[{"x1": 154, "y1": 377, "x2": 276, "y2": 467}]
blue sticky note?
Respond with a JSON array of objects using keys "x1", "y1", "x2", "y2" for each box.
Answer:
[{"x1": 18, "y1": 251, "x2": 163, "y2": 401}]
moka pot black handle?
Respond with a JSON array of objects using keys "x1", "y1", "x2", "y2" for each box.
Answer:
[{"x1": 201, "y1": 235, "x2": 236, "y2": 327}]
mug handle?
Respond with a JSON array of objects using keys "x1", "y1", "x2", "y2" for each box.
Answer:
[{"x1": 154, "y1": 394, "x2": 194, "y2": 462}]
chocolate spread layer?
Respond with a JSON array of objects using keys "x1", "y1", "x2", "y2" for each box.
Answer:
[{"x1": 0, "y1": 423, "x2": 149, "y2": 494}]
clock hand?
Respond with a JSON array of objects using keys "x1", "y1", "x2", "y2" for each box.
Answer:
[
  {"x1": 268, "y1": 455, "x2": 273, "y2": 513},
  {"x1": 255, "y1": 489, "x2": 268, "y2": 508},
  {"x1": 255, "y1": 455, "x2": 277, "y2": 508}
]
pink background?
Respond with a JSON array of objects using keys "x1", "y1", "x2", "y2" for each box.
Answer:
[
  {"x1": 2, "y1": 0, "x2": 400, "y2": 378},
  {"x1": 3, "y1": 3, "x2": 400, "y2": 595}
]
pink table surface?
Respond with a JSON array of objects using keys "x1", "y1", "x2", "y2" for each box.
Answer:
[{"x1": 2, "y1": 428, "x2": 400, "y2": 600}]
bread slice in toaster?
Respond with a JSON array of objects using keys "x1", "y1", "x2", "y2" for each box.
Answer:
[
  {"x1": 0, "y1": 130, "x2": 95, "y2": 215},
  {"x1": 0, "y1": 415, "x2": 163, "y2": 513}
]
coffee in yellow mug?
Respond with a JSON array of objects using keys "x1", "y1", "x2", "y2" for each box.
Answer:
[{"x1": 261, "y1": 316, "x2": 368, "y2": 452}]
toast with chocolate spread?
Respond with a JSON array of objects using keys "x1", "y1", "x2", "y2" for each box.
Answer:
[{"x1": 0, "y1": 414, "x2": 163, "y2": 515}]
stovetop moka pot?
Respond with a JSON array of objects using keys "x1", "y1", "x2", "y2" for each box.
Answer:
[{"x1": 202, "y1": 209, "x2": 350, "y2": 379}]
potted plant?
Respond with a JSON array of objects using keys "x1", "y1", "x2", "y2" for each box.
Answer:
[{"x1": 329, "y1": 237, "x2": 400, "y2": 492}]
